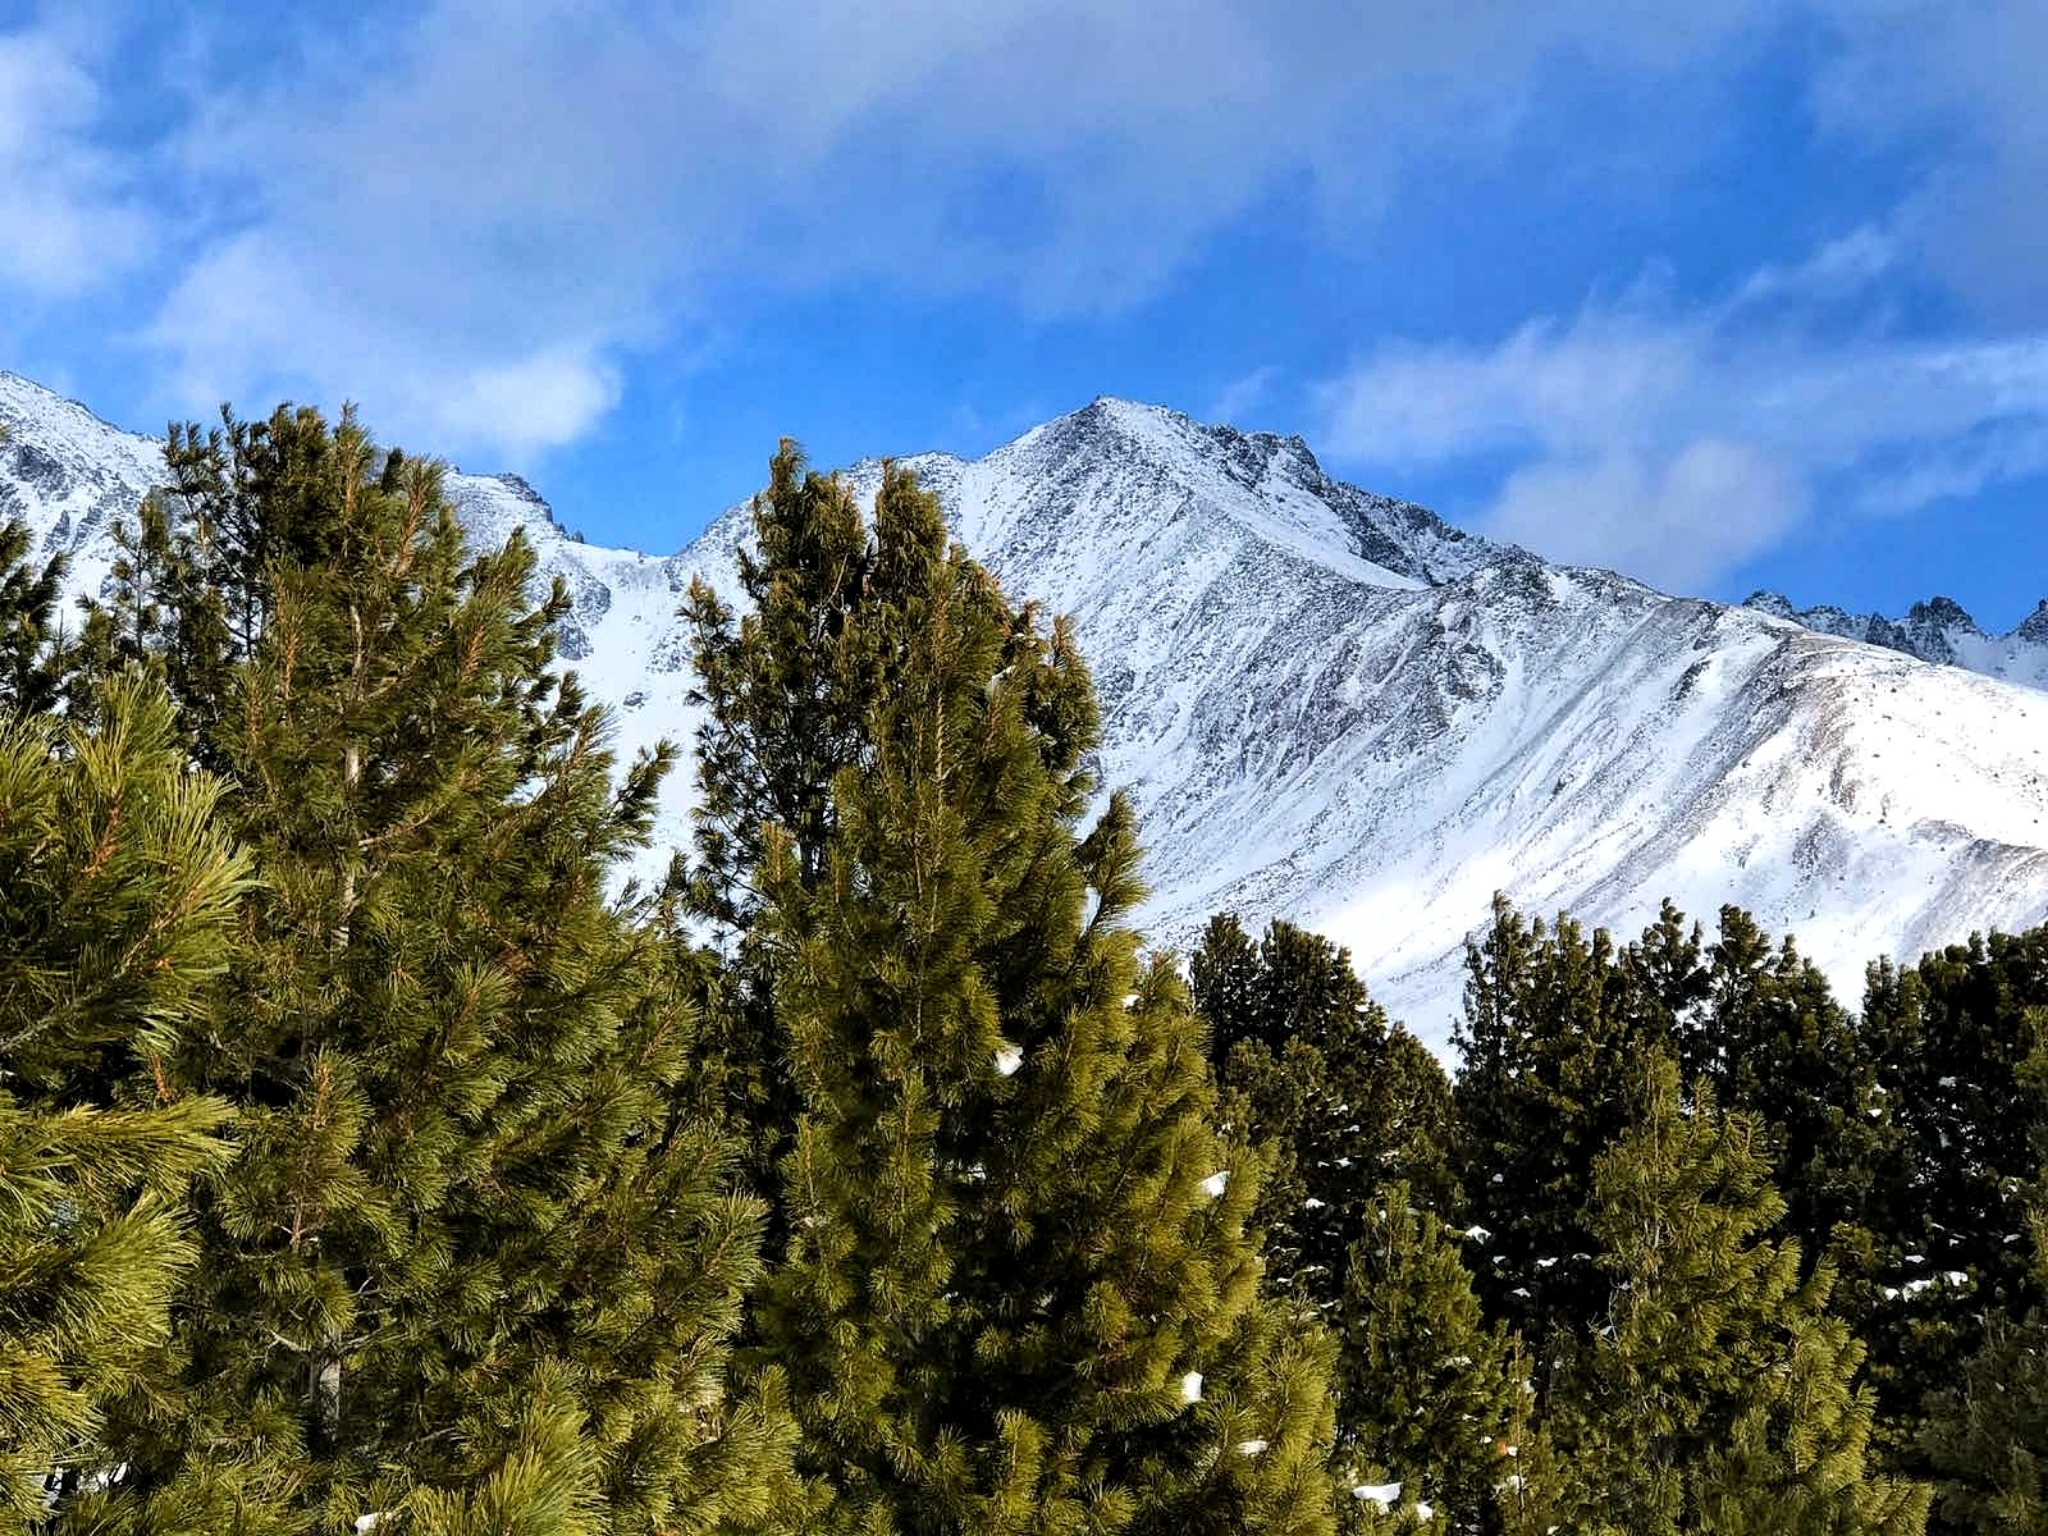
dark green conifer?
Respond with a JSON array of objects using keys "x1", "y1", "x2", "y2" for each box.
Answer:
[
  {"x1": 1691, "y1": 909, "x2": 1895, "y2": 1279},
  {"x1": 1451, "y1": 897, "x2": 1645, "y2": 1361},
  {"x1": 1191, "y1": 914, "x2": 1454, "y2": 1307},
  {"x1": 1921, "y1": 1307, "x2": 2048, "y2": 1534},
  {"x1": 1549, "y1": 1056, "x2": 1928, "y2": 1536},
  {"x1": 70, "y1": 491, "x2": 233, "y2": 739},
  {"x1": 747, "y1": 462, "x2": 1335, "y2": 1533},
  {"x1": 680, "y1": 445, "x2": 1103, "y2": 1245},
  {"x1": 1859, "y1": 930, "x2": 2048, "y2": 1462},
  {"x1": 1919, "y1": 1189, "x2": 2048, "y2": 1534},
  {"x1": 1331, "y1": 1182, "x2": 1517, "y2": 1533},
  {"x1": 0, "y1": 420, "x2": 73, "y2": 717}
]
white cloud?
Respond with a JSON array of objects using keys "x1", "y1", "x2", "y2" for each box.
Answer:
[
  {"x1": 134, "y1": 0, "x2": 1777, "y2": 461},
  {"x1": 145, "y1": 229, "x2": 621, "y2": 461},
  {"x1": 1207, "y1": 366, "x2": 1281, "y2": 428},
  {"x1": 0, "y1": 19, "x2": 152, "y2": 300},
  {"x1": 1805, "y1": 0, "x2": 2048, "y2": 325},
  {"x1": 1315, "y1": 249, "x2": 2048, "y2": 592},
  {"x1": 1485, "y1": 442, "x2": 1808, "y2": 593},
  {"x1": 15, "y1": 0, "x2": 2048, "y2": 478}
]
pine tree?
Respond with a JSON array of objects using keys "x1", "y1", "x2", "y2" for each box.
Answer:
[
  {"x1": 1920, "y1": 1307, "x2": 2048, "y2": 1534},
  {"x1": 69, "y1": 491, "x2": 231, "y2": 738},
  {"x1": 679, "y1": 445, "x2": 1103, "y2": 1247},
  {"x1": 78, "y1": 405, "x2": 786, "y2": 1534},
  {"x1": 1914, "y1": 974, "x2": 2048, "y2": 1536},
  {"x1": 0, "y1": 421, "x2": 73, "y2": 718},
  {"x1": 0, "y1": 678, "x2": 246, "y2": 1529},
  {"x1": 1860, "y1": 931, "x2": 2048, "y2": 1460},
  {"x1": 1614, "y1": 903, "x2": 1904, "y2": 1423},
  {"x1": 1451, "y1": 897, "x2": 1648, "y2": 1361},
  {"x1": 745, "y1": 461, "x2": 1336, "y2": 1533},
  {"x1": 684, "y1": 442, "x2": 874, "y2": 924},
  {"x1": 1330, "y1": 1182, "x2": 1518, "y2": 1534},
  {"x1": 1548, "y1": 1055, "x2": 1928, "y2": 1536},
  {"x1": 1192, "y1": 915, "x2": 1454, "y2": 1308},
  {"x1": 1688, "y1": 909, "x2": 1895, "y2": 1282}
]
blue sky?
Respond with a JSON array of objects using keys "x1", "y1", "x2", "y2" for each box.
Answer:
[{"x1": 4, "y1": 0, "x2": 2047, "y2": 628}]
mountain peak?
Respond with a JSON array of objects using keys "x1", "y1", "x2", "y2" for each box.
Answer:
[
  {"x1": 7, "y1": 362, "x2": 2048, "y2": 1049},
  {"x1": 1906, "y1": 595, "x2": 1980, "y2": 634},
  {"x1": 981, "y1": 396, "x2": 1503, "y2": 589},
  {"x1": 0, "y1": 369, "x2": 148, "y2": 450}
]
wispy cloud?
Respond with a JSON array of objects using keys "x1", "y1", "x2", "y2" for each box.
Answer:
[
  {"x1": 0, "y1": 16, "x2": 152, "y2": 303},
  {"x1": 1206, "y1": 366, "x2": 1282, "y2": 429},
  {"x1": 117, "y1": 0, "x2": 1780, "y2": 460},
  {"x1": 1314, "y1": 229, "x2": 2048, "y2": 592},
  {"x1": 9, "y1": 0, "x2": 2048, "y2": 485},
  {"x1": 1805, "y1": 0, "x2": 2048, "y2": 327}
]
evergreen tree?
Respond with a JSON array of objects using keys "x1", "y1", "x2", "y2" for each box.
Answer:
[
  {"x1": 69, "y1": 491, "x2": 231, "y2": 738},
  {"x1": 748, "y1": 463, "x2": 1336, "y2": 1533},
  {"x1": 1618, "y1": 903, "x2": 1902, "y2": 1411},
  {"x1": 1454, "y1": 896, "x2": 1898, "y2": 1389},
  {"x1": 1859, "y1": 931, "x2": 2048, "y2": 1457},
  {"x1": 1688, "y1": 908, "x2": 1895, "y2": 1285},
  {"x1": 1911, "y1": 943, "x2": 2048, "y2": 1534},
  {"x1": 1191, "y1": 914, "x2": 1454, "y2": 1308},
  {"x1": 81, "y1": 405, "x2": 785, "y2": 1534},
  {"x1": 684, "y1": 443, "x2": 874, "y2": 923},
  {"x1": 0, "y1": 678, "x2": 246, "y2": 1529},
  {"x1": 1548, "y1": 1056, "x2": 1928, "y2": 1536},
  {"x1": 676, "y1": 443, "x2": 866, "y2": 1243},
  {"x1": 0, "y1": 422, "x2": 73, "y2": 718},
  {"x1": 680, "y1": 445, "x2": 1096, "y2": 1246},
  {"x1": 1451, "y1": 897, "x2": 1647, "y2": 1361},
  {"x1": 1920, "y1": 1306, "x2": 2048, "y2": 1534},
  {"x1": 1331, "y1": 1183, "x2": 1518, "y2": 1534}
]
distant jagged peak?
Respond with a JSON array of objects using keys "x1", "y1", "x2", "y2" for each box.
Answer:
[
  {"x1": 2017, "y1": 599, "x2": 2048, "y2": 644},
  {"x1": 1905, "y1": 594, "x2": 1981, "y2": 634},
  {"x1": 476, "y1": 470, "x2": 550, "y2": 509},
  {"x1": 1745, "y1": 589, "x2": 2029, "y2": 642},
  {"x1": 442, "y1": 467, "x2": 583, "y2": 546},
  {"x1": 1744, "y1": 587, "x2": 2048, "y2": 690}
]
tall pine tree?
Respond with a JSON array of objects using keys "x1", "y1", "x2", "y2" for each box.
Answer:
[
  {"x1": 742, "y1": 459, "x2": 1336, "y2": 1533},
  {"x1": 78, "y1": 405, "x2": 787, "y2": 1535},
  {"x1": 1191, "y1": 913, "x2": 1455, "y2": 1263},
  {"x1": 0, "y1": 422, "x2": 75, "y2": 718},
  {"x1": 678, "y1": 445, "x2": 1099, "y2": 1247},
  {"x1": 1331, "y1": 1182, "x2": 1518, "y2": 1534},
  {"x1": 1451, "y1": 897, "x2": 1646, "y2": 1363},
  {"x1": 1860, "y1": 931, "x2": 2048, "y2": 1462},
  {"x1": 1548, "y1": 1056, "x2": 1927, "y2": 1536}
]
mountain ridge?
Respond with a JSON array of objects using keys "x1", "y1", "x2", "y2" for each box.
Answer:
[
  {"x1": 1745, "y1": 588, "x2": 2048, "y2": 690},
  {"x1": 5, "y1": 368, "x2": 2048, "y2": 1048}
]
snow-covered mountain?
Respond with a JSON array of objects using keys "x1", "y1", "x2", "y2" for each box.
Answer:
[
  {"x1": 7, "y1": 370, "x2": 2048, "y2": 1050},
  {"x1": 1745, "y1": 590, "x2": 2048, "y2": 691}
]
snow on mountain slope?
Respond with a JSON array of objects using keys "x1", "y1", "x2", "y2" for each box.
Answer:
[
  {"x1": 1746, "y1": 589, "x2": 2048, "y2": 692},
  {"x1": 7, "y1": 370, "x2": 2048, "y2": 1050},
  {"x1": 0, "y1": 371, "x2": 169, "y2": 602}
]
